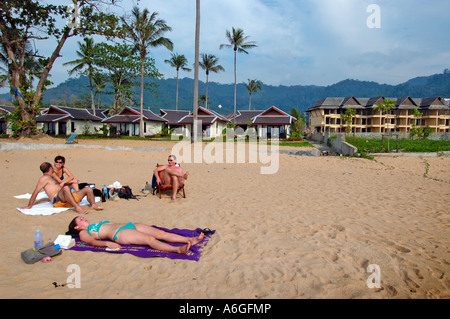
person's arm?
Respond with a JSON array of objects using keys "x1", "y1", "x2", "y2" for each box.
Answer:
[
  {"x1": 20, "y1": 177, "x2": 47, "y2": 209},
  {"x1": 153, "y1": 165, "x2": 167, "y2": 185},
  {"x1": 55, "y1": 167, "x2": 75, "y2": 187},
  {"x1": 79, "y1": 231, "x2": 121, "y2": 249}
]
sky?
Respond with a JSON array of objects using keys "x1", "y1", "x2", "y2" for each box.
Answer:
[{"x1": 3, "y1": 0, "x2": 450, "y2": 93}]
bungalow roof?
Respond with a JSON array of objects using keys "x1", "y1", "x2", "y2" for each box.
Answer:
[
  {"x1": 171, "y1": 107, "x2": 230, "y2": 125},
  {"x1": 233, "y1": 106, "x2": 296, "y2": 126},
  {"x1": 160, "y1": 109, "x2": 191, "y2": 125},
  {"x1": 0, "y1": 106, "x2": 15, "y2": 120},
  {"x1": 36, "y1": 105, "x2": 102, "y2": 122},
  {"x1": 307, "y1": 96, "x2": 450, "y2": 112},
  {"x1": 102, "y1": 107, "x2": 167, "y2": 123}
]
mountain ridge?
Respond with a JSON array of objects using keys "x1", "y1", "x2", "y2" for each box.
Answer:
[{"x1": 1, "y1": 72, "x2": 449, "y2": 114}]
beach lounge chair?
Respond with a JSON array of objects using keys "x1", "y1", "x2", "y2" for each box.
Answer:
[
  {"x1": 66, "y1": 134, "x2": 78, "y2": 144},
  {"x1": 153, "y1": 164, "x2": 186, "y2": 199}
]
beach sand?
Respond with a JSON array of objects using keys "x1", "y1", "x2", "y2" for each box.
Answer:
[{"x1": 0, "y1": 136, "x2": 449, "y2": 299}]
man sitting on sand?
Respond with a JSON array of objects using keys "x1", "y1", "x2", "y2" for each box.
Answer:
[
  {"x1": 68, "y1": 216, "x2": 204, "y2": 254},
  {"x1": 21, "y1": 162, "x2": 102, "y2": 214},
  {"x1": 153, "y1": 155, "x2": 189, "y2": 200}
]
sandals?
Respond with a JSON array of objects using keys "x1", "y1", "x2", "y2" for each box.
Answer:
[{"x1": 197, "y1": 228, "x2": 214, "y2": 235}]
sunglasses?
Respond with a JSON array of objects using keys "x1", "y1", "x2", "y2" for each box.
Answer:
[
  {"x1": 55, "y1": 161, "x2": 64, "y2": 164},
  {"x1": 168, "y1": 159, "x2": 174, "y2": 162}
]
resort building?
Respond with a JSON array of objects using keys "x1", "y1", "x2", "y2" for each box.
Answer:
[
  {"x1": 232, "y1": 106, "x2": 297, "y2": 139},
  {"x1": 307, "y1": 96, "x2": 450, "y2": 134},
  {"x1": 36, "y1": 105, "x2": 104, "y2": 135},
  {"x1": 1, "y1": 104, "x2": 297, "y2": 139},
  {"x1": 101, "y1": 106, "x2": 167, "y2": 137},
  {"x1": 171, "y1": 107, "x2": 230, "y2": 139}
]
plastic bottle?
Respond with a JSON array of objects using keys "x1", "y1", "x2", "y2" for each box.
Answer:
[
  {"x1": 102, "y1": 185, "x2": 107, "y2": 202},
  {"x1": 34, "y1": 229, "x2": 43, "y2": 249}
]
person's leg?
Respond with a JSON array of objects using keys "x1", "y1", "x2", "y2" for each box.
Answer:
[
  {"x1": 165, "y1": 168, "x2": 188, "y2": 200},
  {"x1": 170, "y1": 175, "x2": 179, "y2": 200},
  {"x1": 58, "y1": 186, "x2": 87, "y2": 214},
  {"x1": 135, "y1": 223, "x2": 204, "y2": 245},
  {"x1": 74, "y1": 187, "x2": 102, "y2": 210},
  {"x1": 114, "y1": 228, "x2": 191, "y2": 254}
]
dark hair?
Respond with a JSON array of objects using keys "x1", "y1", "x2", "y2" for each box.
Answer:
[
  {"x1": 55, "y1": 155, "x2": 65, "y2": 164},
  {"x1": 68, "y1": 217, "x2": 80, "y2": 235},
  {"x1": 40, "y1": 162, "x2": 52, "y2": 173}
]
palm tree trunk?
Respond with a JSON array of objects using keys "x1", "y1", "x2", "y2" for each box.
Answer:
[
  {"x1": 233, "y1": 49, "x2": 237, "y2": 117},
  {"x1": 192, "y1": 0, "x2": 200, "y2": 143},
  {"x1": 205, "y1": 72, "x2": 209, "y2": 109},
  {"x1": 249, "y1": 92, "x2": 252, "y2": 110},
  {"x1": 139, "y1": 55, "x2": 145, "y2": 137},
  {"x1": 176, "y1": 69, "x2": 179, "y2": 110},
  {"x1": 89, "y1": 75, "x2": 96, "y2": 114}
]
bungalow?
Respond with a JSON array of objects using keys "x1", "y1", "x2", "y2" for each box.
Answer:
[
  {"x1": 0, "y1": 105, "x2": 16, "y2": 135},
  {"x1": 101, "y1": 106, "x2": 167, "y2": 136},
  {"x1": 36, "y1": 105, "x2": 103, "y2": 135},
  {"x1": 164, "y1": 107, "x2": 230, "y2": 139},
  {"x1": 159, "y1": 109, "x2": 191, "y2": 135},
  {"x1": 232, "y1": 106, "x2": 297, "y2": 138}
]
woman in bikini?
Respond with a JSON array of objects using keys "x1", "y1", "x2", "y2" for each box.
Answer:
[
  {"x1": 68, "y1": 216, "x2": 204, "y2": 254},
  {"x1": 53, "y1": 155, "x2": 79, "y2": 191}
]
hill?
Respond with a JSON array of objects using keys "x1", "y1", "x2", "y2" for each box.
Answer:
[{"x1": 2, "y1": 72, "x2": 450, "y2": 115}]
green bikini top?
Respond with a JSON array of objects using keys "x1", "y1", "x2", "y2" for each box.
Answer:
[{"x1": 86, "y1": 221, "x2": 110, "y2": 236}]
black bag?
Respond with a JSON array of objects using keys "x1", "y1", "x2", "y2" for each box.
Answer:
[{"x1": 117, "y1": 186, "x2": 138, "y2": 200}]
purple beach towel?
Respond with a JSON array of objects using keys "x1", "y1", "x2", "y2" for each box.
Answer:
[{"x1": 69, "y1": 226, "x2": 215, "y2": 261}]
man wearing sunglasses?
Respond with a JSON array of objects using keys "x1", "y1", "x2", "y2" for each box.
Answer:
[{"x1": 153, "y1": 155, "x2": 189, "y2": 200}]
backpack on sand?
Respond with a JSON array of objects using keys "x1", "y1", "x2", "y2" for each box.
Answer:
[{"x1": 117, "y1": 186, "x2": 138, "y2": 200}]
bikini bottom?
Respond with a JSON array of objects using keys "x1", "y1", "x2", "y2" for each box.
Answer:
[{"x1": 113, "y1": 222, "x2": 136, "y2": 241}]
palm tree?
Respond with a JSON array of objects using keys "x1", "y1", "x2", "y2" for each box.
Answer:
[
  {"x1": 121, "y1": 6, "x2": 173, "y2": 137},
  {"x1": 92, "y1": 71, "x2": 107, "y2": 110},
  {"x1": 199, "y1": 53, "x2": 224, "y2": 109},
  {"x1": 192, "y1": 0, "x2": 201, "y2": 143},
  {"x1": 220, "y1": 27, "x2": 257, "y2": 116},
  {"x1": 244, "y1": 79, "x2": 262, "y2": 110},
  {"x1": 63, "y1": 37, "x2": 98, "y2": 113},
  {"x1": 164, "y1": 53, "x2": 191, "y2": 110}
]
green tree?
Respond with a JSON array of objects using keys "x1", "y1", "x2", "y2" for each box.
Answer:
[
  {"x1": 63, "y1": 37, "x2": 98, "y2": 113},
  {"x1": 199, "y1": 53, "x2": 224, "y2": 109},
  {"x1": 375, "y1": 98, "x2": 396, "y2": 151},
  {"x1": 340, "y1": 108, "x2": 357, "y2": 134},
  {"x1": 220, "y1": 27, "x2": 257, "y2": 117},
  {"x1": 164, "y1": 53, "x2": 191, "y2": 110},
  {"x1": 92, "y1": 71, "x2": 107, "y2": 110},
  {"x1": 244, "y1": 79, "x2": 262, "y2": 110},
  {"x1": 121, "y1": 6, "x2": 173, "y2": 137},
  {"x1": 0, "y1": 0, "x2": 120, "y2": 137},
  {"x1": 95, "y1": 42, "x2": 140, "y2": 114}
]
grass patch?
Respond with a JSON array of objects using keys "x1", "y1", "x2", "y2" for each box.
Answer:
[{"x1": 346, "y1": 137, "x2": 450, "y2": 153}]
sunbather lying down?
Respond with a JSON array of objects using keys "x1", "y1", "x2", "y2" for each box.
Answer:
[{"x1": 68, "y1": 217, "x2": 204, "y2": 254}]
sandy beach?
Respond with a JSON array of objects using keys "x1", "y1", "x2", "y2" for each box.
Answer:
[{"x1": 0, "y1": 136, "x2": 449, "y2": 299}]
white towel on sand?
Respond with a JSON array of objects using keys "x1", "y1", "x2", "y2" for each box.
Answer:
[{"x1": 15, "y1": 192, "x2": 96, "y2": 216}]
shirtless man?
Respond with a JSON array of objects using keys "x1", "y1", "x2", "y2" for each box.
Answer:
[
  {"x1": 21, "y1": 162, "x2": 102, "y2": 214},
  {"x1": 153, "y1": 155, "x2": 189, "y2": 200}
]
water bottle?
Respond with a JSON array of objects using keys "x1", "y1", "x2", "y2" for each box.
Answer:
[
  {"x1": 102, "y1": 185, "x2": 107, "y2": 202},
  {"x1": 34, "y1": 229, "x2": 43, "y2": 249}
]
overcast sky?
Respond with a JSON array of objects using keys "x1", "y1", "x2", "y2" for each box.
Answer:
[{"x1": 5, "y1": 0, "x2": 450, "y2": 92}]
